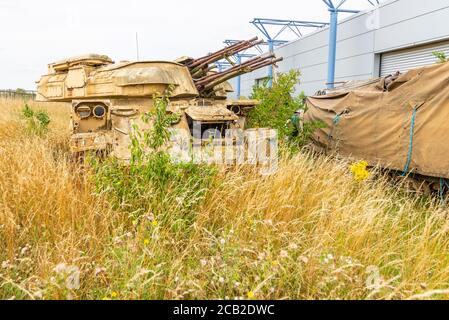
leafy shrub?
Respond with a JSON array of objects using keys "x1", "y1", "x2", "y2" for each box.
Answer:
[
  {"x1": 433, "y1": 51, "x2": 448, "y2": 63},
  {"x1": 247, "y1": 70, "x2": 325, "y2": 148},
  {"x1": 248, "y1": 70, "x2": 302, "y2": 138},
  {"x1": 91, "y1": 91, "x2": 216, "y2": 231},
  {"x1": 21, "y1": 104, "x2": 50, "y2": 135}
]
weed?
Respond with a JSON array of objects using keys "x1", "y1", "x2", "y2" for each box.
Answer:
[
  {"x1": 21, "y1": 103, "x2": 50, "y2": 136},
  {"x1": 91, "y1": 92, "x2": 216, "y2": 230},
  {"x1": 433, "y1": 51, "x2": 448, "y2": 63}
]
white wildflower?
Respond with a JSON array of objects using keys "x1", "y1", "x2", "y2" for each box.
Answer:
[
  {"x1": 280, "y1": 250, "x2": 289, "y2": 259},
  {"x1": 20, "y1": 245, "x2": 30, "y2": 256},
  {"x1": 144, "y1": 212, "x2": 155, "y2": 222},
  {"x1": 299, "y1": 256, "x2": 309, "y2": 264},
  {"x1": 1, "y1": 260, "x2": 11, "y2": 269},
  {"x1": 33, "y1": 291, "x2": 43, "y2": 299},
  {"x1": 113, "y1": 237, "x2": 124, "y2": 245}
]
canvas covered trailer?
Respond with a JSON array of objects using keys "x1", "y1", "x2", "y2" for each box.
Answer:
[{"x1": 304, "y1": 60, "x2": 449, "y2": 182}]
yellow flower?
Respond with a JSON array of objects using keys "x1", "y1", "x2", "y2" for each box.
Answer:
[
  {"x1": 350, "y1": 161, "x2": 370, "y2": 182},
  {"x1": 151, "y1": 220, "x2": 158, "y2": 227},
  {"x1": 143, "y1": 239, "x2": 150, "y2": 246},
  {"x1": 111, "y1": 292, "x2": 118, "y2": 298},
  {"x1": 247, "y1": 291, "x2": 255, "y2": 299}
]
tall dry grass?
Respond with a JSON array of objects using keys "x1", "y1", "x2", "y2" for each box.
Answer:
[{"x1": 1, "y1": 97, "x2": 449, "y2": 300}]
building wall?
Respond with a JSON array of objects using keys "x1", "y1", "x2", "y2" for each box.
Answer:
[{"x1": 234, "y1": 0, "x2": 449, "y2": 98}]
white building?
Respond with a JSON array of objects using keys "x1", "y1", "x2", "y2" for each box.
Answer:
[{"x1": 235, "y1": 0, "x2": 449, "y2": 97}]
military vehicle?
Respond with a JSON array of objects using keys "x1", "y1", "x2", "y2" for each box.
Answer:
[
  {"x1": 303, "y1": 61, "x2": 449, "y2": 193},
  {"x1": 36, "y1": 37, "x2": 282, "y2": 161}
]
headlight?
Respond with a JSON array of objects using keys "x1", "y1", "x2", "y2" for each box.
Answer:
[
  {"x1": 93, "y1": 105, "x2": 106, "y2": 118},
  {"x1": 230, "y1": 106, "x2": 241, "y2": 115},
  {"x1": 76, "y1": 105, "x2": 91, "y2": 119}
]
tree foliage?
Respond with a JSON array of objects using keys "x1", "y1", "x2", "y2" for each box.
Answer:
[{"x1": 247, "y1": 70, "x2": 325, "y2": 148}]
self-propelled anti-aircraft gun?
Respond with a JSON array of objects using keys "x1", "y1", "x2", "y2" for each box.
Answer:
[{"x1": 36, "y1": 37, "x2": 282, "y2": 160}]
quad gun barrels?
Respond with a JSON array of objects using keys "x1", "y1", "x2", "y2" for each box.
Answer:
[{"x1": 179, "y1": 37, "x2": 283, "y2": 96}]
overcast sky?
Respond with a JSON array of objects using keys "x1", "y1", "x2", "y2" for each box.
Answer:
[{"x1": 0, "y1": 0, "x2": 382, "y2": 89}]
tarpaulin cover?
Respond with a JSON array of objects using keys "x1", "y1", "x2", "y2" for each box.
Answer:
[{"x1": 304, "y1": 61, "x2": 449, "y2": 179}]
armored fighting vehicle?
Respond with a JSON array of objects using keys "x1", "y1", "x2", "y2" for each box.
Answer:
[{"x1": 36, "y1": 38, "x2": 282, "y2": 161}]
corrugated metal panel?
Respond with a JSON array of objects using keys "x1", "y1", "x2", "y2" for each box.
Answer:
[{"x1": 380, "y1": 40, "x2": 449, "y2": 76}]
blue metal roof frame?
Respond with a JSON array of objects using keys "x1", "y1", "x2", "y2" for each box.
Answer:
[
  {"x1": 323, "y1": 0, "x2": 380, "y2": 88},
  {"x1": 250, "y1": 18, "x2": 329, "y2": 87},
  {"x1": 224, "y1": 1, "x2": 382, "y2": 94}
]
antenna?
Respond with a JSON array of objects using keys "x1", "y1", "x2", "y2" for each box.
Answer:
[{"x1": 135, "y1": 32, "x2": 140, "y2": 61}]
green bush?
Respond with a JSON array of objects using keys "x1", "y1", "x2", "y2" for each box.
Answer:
[
  {"x1": 247, "y1": 70, "x2": 325, "y2": 149},
  {"x1": 21, "y1": 104, "x2": 50, "y2": 136},
  {"x1": 91, "y1": 91, "x2": 216, "y2": 231}
]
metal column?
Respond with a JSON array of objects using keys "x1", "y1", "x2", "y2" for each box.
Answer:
[
  {"x1": 326, "y1": 9, "x2": 338, "y2": 89},
  {"x1": 236, "y1": 55, "x2": 242, "y2": 98},
  {"x1": 267, "y1": 40, "x2": 274, "y2": 87},
  {"x1": 322, "y1": 0, "x2": 379, "y2": 89}
]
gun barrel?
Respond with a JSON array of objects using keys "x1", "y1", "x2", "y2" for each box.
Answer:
[
  {"x1": 195, "y1": 53, "x2": 276, "y2": 87},
  {"x1": 187, "y1": 37, "x2": 258, "y2": 68},
  {"x1": 183, "y1": 37, "x2": 283, "y2": 96},
  {"x1": 186, "y1": 37, "x2": 263, "y2": 75},
  {"x1": 202, "y1": 57, "x2": 283, "y2": 91}
]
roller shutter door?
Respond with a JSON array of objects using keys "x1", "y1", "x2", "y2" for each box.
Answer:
[{"x1": 380, "y1": 40, "x2": 449, "y2": 77}]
